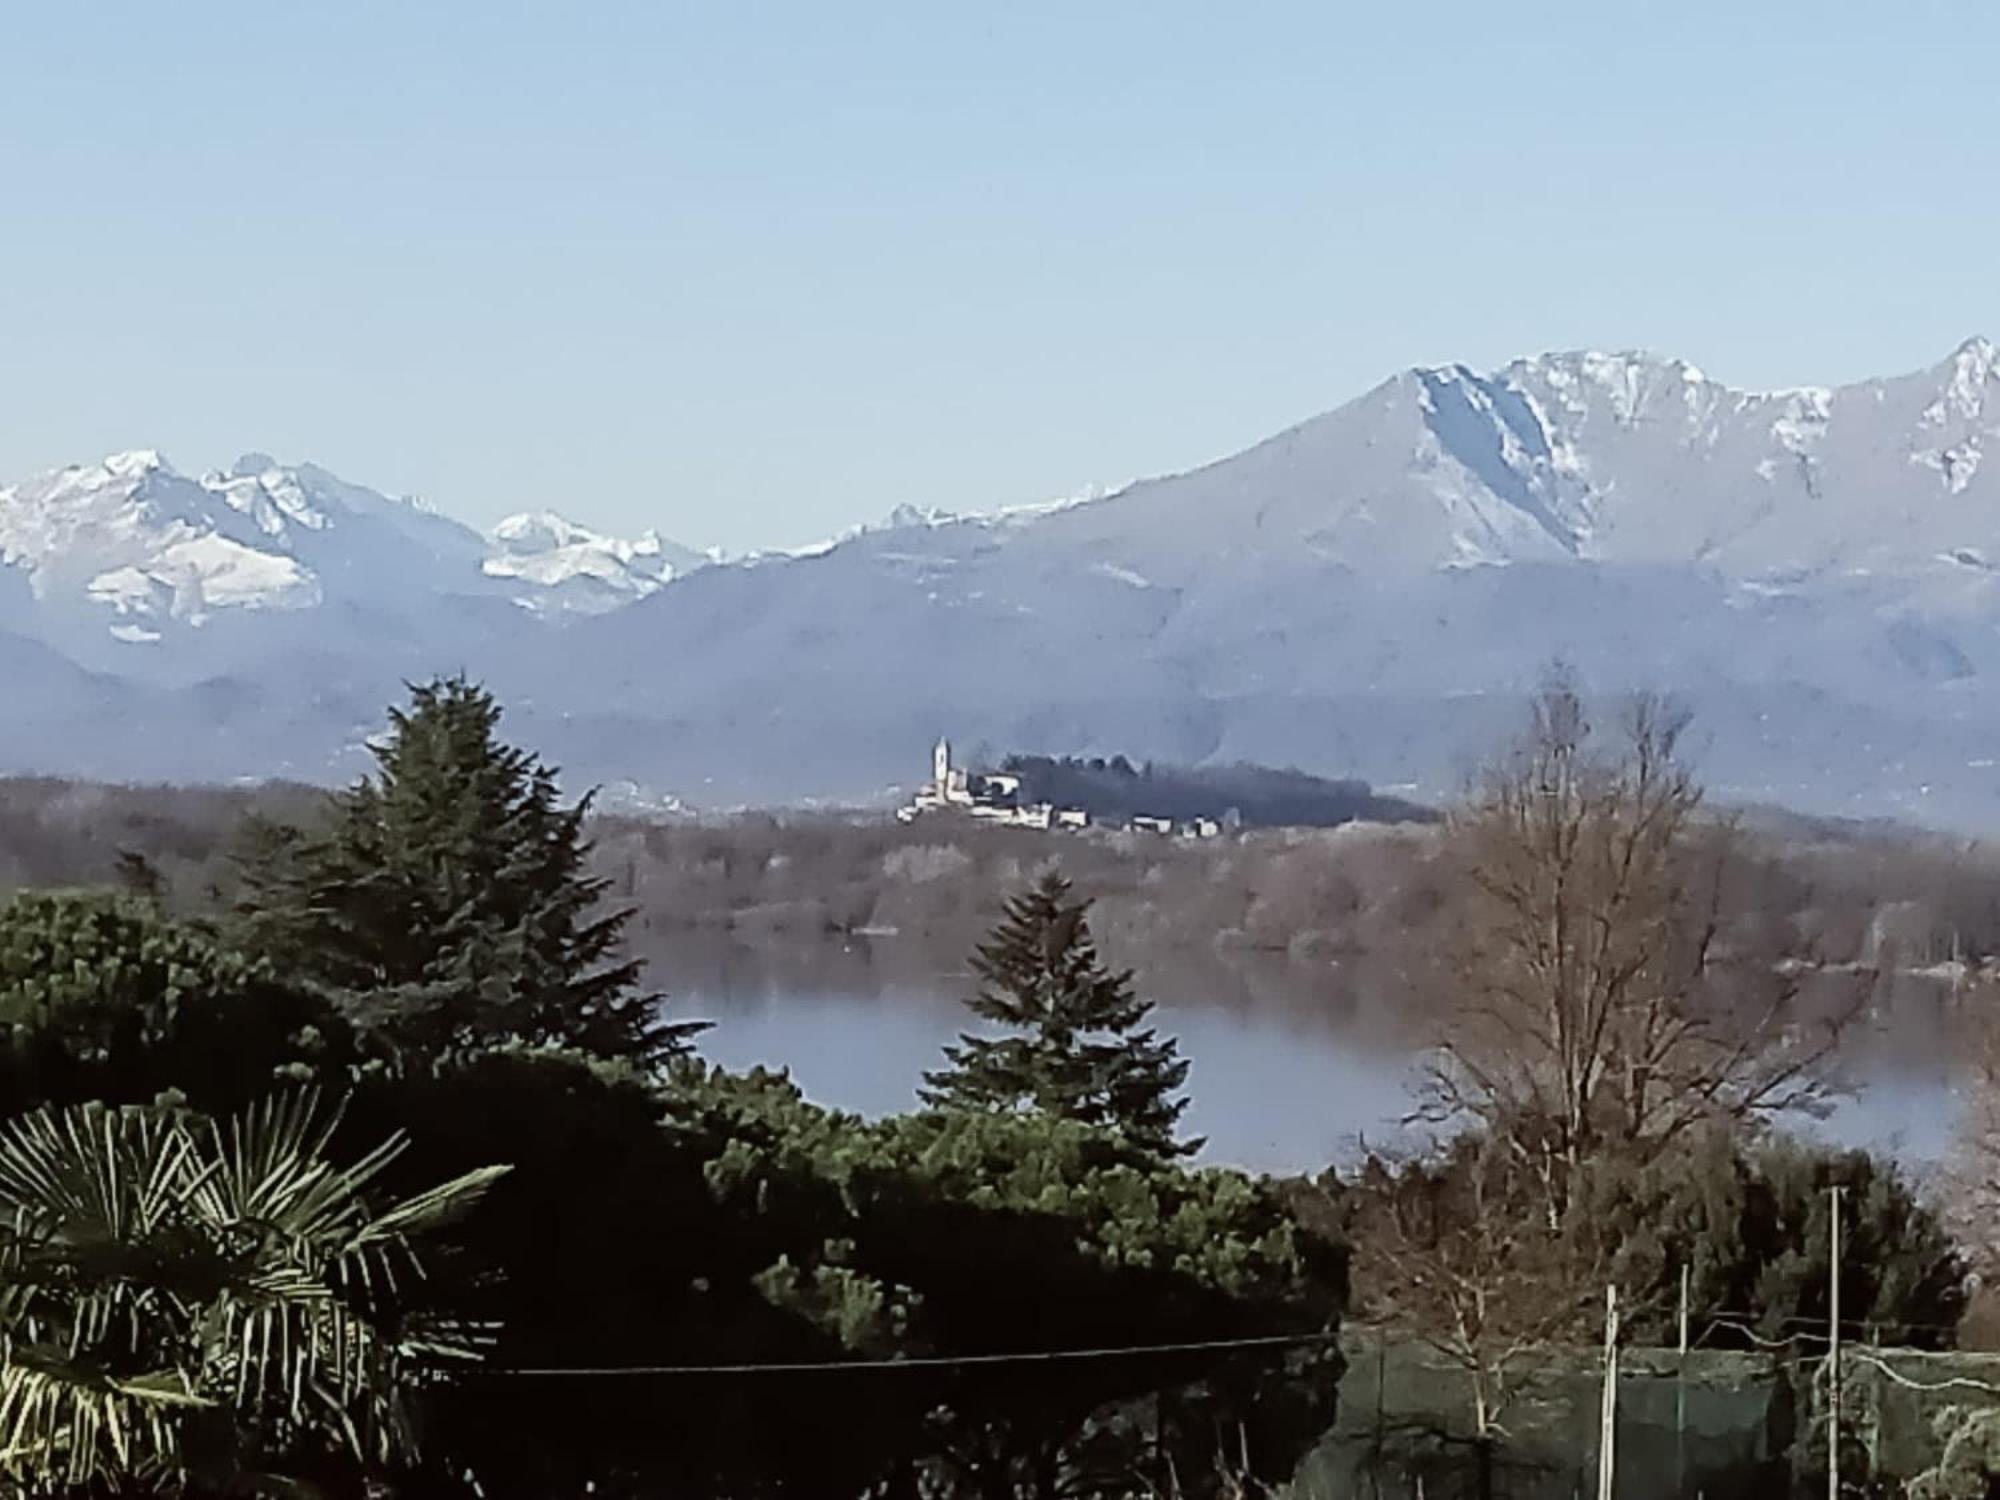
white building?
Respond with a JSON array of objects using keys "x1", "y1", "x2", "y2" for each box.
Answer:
[
  {"x1": 906, "y1": 738, "x2": 1019, "y2": 818},
  {"x1": 914, "y1": 737, "x2": 976, "y2": 809}
]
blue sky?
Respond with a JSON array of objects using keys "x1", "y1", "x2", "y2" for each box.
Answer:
[{"x1": 3, "y1": 2, "x2": 1995, "y2": 552}]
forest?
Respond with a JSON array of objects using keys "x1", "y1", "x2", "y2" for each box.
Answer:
[
  {"x1": 2, "y1": 674, "x2": 2000, "y2": 1497},
  {"x1": 994, "y1": 754, "x2": 1435, "y2": 829}
]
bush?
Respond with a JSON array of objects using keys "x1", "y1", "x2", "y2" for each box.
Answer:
[
  {"x1": 1566, "y1": 1130, "x2": 1966, "y2": 1348},
  {"x1": 354, "y1": 1054, "x2": 1343, "y2": 1499},
  {"x1": 0, "y1": 890, "x2": 348, "y2": 1116}
]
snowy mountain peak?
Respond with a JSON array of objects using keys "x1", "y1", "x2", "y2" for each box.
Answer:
[
  {"x1": 1055, "y1": 339, "x2": 2000, "y2": 586},
  {"x1": 0, "y1": 453, "x2": 322, "y2": 631},
  {"x1": 100, "y1": 449, "x2": 172, "y2": 480},
  {"x1": 483, "y1": 509, "x2": 711, "y2": 614},
  {"x1": 1937, "y1": 335, "x2": 1998, "y2": 418},
  {"x1": 880, "y1": 502, "x2": 956, "y2": 531},
  {"x1": 492, "y1": 509, "x2": 627, "y2": 553}
]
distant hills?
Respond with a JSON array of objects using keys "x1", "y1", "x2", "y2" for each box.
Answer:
[{"x1": 6, "y1": 338, "x2": 2000, "y2": 828}]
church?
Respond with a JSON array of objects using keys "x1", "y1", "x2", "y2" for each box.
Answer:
[{"x1": 898, "y1": 739, "x2": 1052, "y2": 827}]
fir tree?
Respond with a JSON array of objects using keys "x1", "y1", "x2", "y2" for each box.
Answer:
[
  {"x1": 921, "y1": 870, "x2": 1197, "y2": 1157},
  {"x1": 234, "y1": 676, "x2": 702, "y2": 1068}
]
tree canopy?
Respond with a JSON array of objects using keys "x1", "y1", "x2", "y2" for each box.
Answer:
[
  {"x1": 0, "y1": 889, "x2": 347, "y2": 1115},
  {"x1": 343, "y1": 1052, "x2": 1340, "y2": 1499}
]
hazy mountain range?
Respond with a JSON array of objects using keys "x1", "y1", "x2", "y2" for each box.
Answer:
[{"x1": 6, "y1": 337, "x2": 2000, "y2": 828}]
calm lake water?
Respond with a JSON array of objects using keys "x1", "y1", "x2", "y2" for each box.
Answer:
[{"x1": 657, "y1": 939, "x2": 1971, "y2": 1174}]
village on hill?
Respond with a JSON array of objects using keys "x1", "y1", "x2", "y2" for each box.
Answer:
[{"x1": 896, "y1": 739, "x2": 1221, "y2": 838}]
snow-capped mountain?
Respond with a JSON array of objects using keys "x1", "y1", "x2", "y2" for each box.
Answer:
[
  {"x1": 0, "y1": 452, "x2": 326, "y2": 636},
  {"x1": 8, "y1": 339, "x2": 2000, "y2": 828},
  {"x1": 484, "y1": 511, "x2": 714, "y2": 615},
  {"x1": 534, "y1": 335, "x2": 2000, "y2": 821},
  {"x1": 1022, "y1": 335, "x2": 2000, "y2": 581},
  {"x1": 0, "y1": 452, "x2": 703, "y2": 645}
]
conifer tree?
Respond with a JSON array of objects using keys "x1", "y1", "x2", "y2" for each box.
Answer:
[
  {"x1": 921, "y1": 870, "x2": 1196, "y2": 1156},
  {"x1": 235, "y1": 676, "x2": 700, "y2": 1068}
]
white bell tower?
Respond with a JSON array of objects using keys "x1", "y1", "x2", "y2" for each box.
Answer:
[{"x1": 932, "y1": 737, "x2": 951, "y2": 788}]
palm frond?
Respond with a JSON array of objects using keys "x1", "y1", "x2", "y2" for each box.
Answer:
[{"x1": 0, "y1": 1091, "x2": 509, "y2": 1493}]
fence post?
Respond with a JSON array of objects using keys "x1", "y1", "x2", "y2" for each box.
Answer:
[
  {"x1": 1598, "y1": 1284, "x2": 1620, "y2": 1500},
  {"x1": 1867, "y1": 1324, "x2": 1881, "y2": 1487},
  {"x1": 1677, "y1": 1261, "x2": 1690, "y2": 1498}
]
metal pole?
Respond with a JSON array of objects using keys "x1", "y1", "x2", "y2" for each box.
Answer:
[
  {"x1": 1828, "y1": 1185, "x2": 1844, "y2": 1500},
  {"x1": 1677, "y1": 1261, "x2": 1690, "y2": 1499},
  {"x1": 1598, "y1": 1284, "x2": 1620, "y2": 1500}
]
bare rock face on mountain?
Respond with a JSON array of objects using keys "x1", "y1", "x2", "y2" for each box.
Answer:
[{"x1": 5, "y1": 339, "x2": 2000, "y2": 826}]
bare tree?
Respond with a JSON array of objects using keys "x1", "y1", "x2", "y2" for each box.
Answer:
[{"x1": 1419, "y1": 669, "x2": 1848, "y2": 1207}]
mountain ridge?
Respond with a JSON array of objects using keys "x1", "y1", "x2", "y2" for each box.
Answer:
[{"x1": 6, "y1": 337, "x2": 2000, "y2": 828}]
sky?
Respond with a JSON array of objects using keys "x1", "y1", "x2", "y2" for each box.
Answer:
[{"x1": 3, "y1": 2, "x2": 1997, "y2": 554}]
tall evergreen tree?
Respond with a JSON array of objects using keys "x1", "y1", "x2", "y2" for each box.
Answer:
[
  {"x1": 234, "y1": 676, "x2": 701, "y2": 1068},
  {"x1": 922, "y1": 870, "x2": 1197, "y2": 1157}
]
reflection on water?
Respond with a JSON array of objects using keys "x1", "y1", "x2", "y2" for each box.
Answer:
[
  {"x1": 1814, "y1": 1057, "x2": 1964, "y2": 1166},
  {"x1": 655, "y1": 936, "x2": 1976, "y2": 1176}
]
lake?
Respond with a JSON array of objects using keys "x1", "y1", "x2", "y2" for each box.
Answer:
[{"x1": 653, "y1": 937, "x2": 1973, "y2": 1174}]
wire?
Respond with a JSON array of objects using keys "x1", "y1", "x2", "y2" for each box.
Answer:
[
  {"x1": 1849, "y1": 1353, "x2": 2000, "y2": 1397},
  {"x1": 1696, "y1": 1315, "x2": 1807, "y2": 1351},
  {"x1": 488, "y1": 1330, "x2": 1339, "y2": 1378}
]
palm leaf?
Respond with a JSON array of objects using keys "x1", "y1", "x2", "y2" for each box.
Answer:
[{"x1": 0, "y1": 1091, "x2": 508, "y2": 1493}]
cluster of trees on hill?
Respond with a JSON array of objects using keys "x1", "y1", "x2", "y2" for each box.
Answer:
[
  {"x1": 998, "y1": 752, "x2": 1436, "y2": 828},
  {"x1": 4, "y1": 671, "x2": 2000, "y2": 1496}
]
